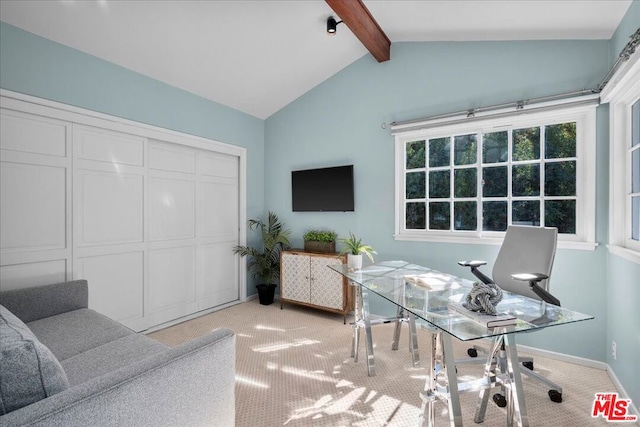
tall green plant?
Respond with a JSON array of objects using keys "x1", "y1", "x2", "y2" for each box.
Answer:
[{"x1": 233, "y1": 212, "x2": 291, "y2": 286}]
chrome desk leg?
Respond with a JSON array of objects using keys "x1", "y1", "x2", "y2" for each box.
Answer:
[
  {"x1": 351, "y1": 283, "x2": 361, "y2": 360},
  {"x1": 392, "y1": 307, "x2": 420, "y2": 367},
  {"x1": 419, "y1": 328, "x2": 440, "y2": 427},
  {"x1": 361, "y1": 286, "x2": 376, "y2": 376},
  {"x1": 504, "y1": 333, "x2": 528, "y2": 427},
  {"x1": 391, "y1": 306, "x2": 403, "y2": 351},
  {"x1": 408, "y1": 312, "x2": 420, "y2": 367},
  {"x1": 442, "y1": 333, "x2": 463, "y2": 426},
  {"x1": 419, "y1": 329, "x2": 461, "y2": 426},
  {"x1": 474, "y1": 336, "x2": 502, "y2": 424}
]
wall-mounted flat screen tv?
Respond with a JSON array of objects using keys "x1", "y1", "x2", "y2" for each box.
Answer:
[{"x1": 292, "y1": 165, "x2": 354, "y2": 212}]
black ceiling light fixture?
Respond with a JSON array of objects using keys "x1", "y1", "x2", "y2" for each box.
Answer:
[{"x1": 326, "y1": 16, "x2": 343, "y2": 35}]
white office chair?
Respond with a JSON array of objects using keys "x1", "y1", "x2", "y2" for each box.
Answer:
[{"x1": 457, "y1": 225, "x2": 563, "y2": 406}]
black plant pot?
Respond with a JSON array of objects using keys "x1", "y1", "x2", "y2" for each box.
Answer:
[{"x1": 256, "y1": 284, "x2": 276, "y2": 305}]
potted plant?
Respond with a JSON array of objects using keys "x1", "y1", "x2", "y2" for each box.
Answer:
[
  {"x1": 233, "y1": 211, "x2": 291, "y2": 305},
  {"x1": 338, "y1": 231, "x2": 377, "y2": 270},
  {"x1": 303, "y1": 230, "x2": 337, "y2": 253}
]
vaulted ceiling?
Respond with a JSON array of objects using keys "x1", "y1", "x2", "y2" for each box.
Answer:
[{"x1": 0, "y1": 1, "x2": 632, "y2": 119}]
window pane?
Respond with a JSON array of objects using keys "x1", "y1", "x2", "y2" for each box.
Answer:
[
  {"x1": 406, "y1": 140, "x2": 426, "y2": 169},
  {"x1": 632, "y1": 99, "x2": 640, "y2": 147},
  {"x1": 406, "y1": 171, "x2": 425, "y2": 199},
  {"x1": 406, "y1": 202, "x2": 426, "y2": 229},
  {"x1": 482, "y1": 166, "x2": 508, "y2": 197},
  {"x1": 513, "y1": 200, "x2": 540, "y2": 226},
  {"x1": 454, "y1": 134, "x2": 477, "y2": 165},
  {"x1": 513, "y1": 164, "x2": 540, "y2": 196},
  {"x1": 632, "y1": 148, "x2": 640, "y2": 193},
  {"x1": 513, "y1": 127, "x2": 540, "y2": 161},
  {"x1": 546, "y1": 123, "x2": 576, "y2": 158},
  {"x1": 454, "y1": 168, "x2": 476, "y2": 198},
  {"x1": 633, "y1": 196, "x2": 640, "y2": 241},
  {"x1": 429, "y1": 137, "x2": 450, "y2": 167},
  {"x1": 483, "y1": 131, "x2": 508, "y2": 164},
  {"x1": 429, "y1": 170, "x2": 450, "y2": 198},
  {"x1": 454, "y1": 201, "x2": 476, "y2": 230},
  {"x1": 429, "y1": 202, "x2": 450, "y2": 230},
  {"x1": 483, "y1": 201, "x2": 507, "y2": 231},
  {"x1": 545, "y1": 161, "x2": 576, "y2": 196},
  {"x1": 545, "y1": 200, "x2": 576, "y2": 234}
]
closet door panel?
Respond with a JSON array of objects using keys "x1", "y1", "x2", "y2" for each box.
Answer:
[
  {"x1": 148, "y1": 178, "x2": 196, "y2": 241},
  {"x1": 77, "y1": 170, "x2": 144, "y2": 246},
  {"x1": 148, "y1": 245, "x2": 197, "y2": 318},
  {"x1": 199, "y1": 242, "x2": 238, "y2": 309},
  {"x1": 0, "y1": 260, "x2": 67, "y2": 291},
  {"x1": 1, "y1": 163, "x2": 66, "y2": 252},
  {"x1": 77, "y1": 251, "x2": 144, "y2": 326},
  {"x1": 1, "y1": 110, "x2": 67, "y2": 157},
  {"x1": 149, "y1": 142, "x2": 195, "y2": 174},
  {"x1": 75, "y1": 126, "x2": 144, "y2": 166},
  {"x1": 0, "y1": 108, "x2": 72, "y2": 293},
  {"x1": 201, "y1": 180, "x2": 238, "y2": 238}
]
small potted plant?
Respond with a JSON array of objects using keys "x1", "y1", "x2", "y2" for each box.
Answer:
[
  {"x1": 338, "y1": 231, "x2": 376, "y2": 270},
  {"x1": 233, "y1": 211, "x2": 291, "y2": 305},
  {"x1": 303, "y1": 230, "x2": 337, "y2": 253}
]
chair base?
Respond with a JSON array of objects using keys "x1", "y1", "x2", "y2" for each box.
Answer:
[{"x1": 463, "y1": 343, "x2": 564, "y2": 404}]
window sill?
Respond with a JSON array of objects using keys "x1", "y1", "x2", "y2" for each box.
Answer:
[
  {"x1": 607, "y1": 245, "x2": 640, "y2": 265},
  {"x1": 394, "y1": 233, "x2": 599, "y2": 251}
]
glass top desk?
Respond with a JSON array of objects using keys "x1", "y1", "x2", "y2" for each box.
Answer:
[{"x1": 329, "y1": 260, "x2": 594, "y2": 427}]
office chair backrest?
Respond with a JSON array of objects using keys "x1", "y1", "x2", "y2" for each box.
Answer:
[{"x1": 492, "y1": 225, "x2": 558, "y2": 301}]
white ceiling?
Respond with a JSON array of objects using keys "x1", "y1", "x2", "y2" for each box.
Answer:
[{"x1": 0, "y1": 1, "x2": 632, "y2": 119}]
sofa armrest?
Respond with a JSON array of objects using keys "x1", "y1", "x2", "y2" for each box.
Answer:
[
  {"x1": 0, "y1": 328, "x2": 236, "y2": 427},
  {"x1": 0, "y1": 280, "x2": 88, "y2": 323}
]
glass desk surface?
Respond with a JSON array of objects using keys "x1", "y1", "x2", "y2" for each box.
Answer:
[{"x1": 329, "y1": 260, "x2": 594, "y2": 342}]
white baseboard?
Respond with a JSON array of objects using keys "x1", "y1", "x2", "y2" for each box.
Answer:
[{"x1": 517, "y1": 344, "x2": 608, "y2": 370}]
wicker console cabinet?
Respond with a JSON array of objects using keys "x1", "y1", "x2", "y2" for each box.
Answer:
[{"x1": 280, "y1": 250, "x2": 353, "y2": 323}]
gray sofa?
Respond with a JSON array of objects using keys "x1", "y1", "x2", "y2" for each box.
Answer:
[{"x1": 0, "y1": 280, "x2": 236, "y2": 426}]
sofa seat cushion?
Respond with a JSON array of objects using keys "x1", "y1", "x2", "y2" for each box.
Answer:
[
  {"x1": 26, "y1": 309, "x2": 133, "y2": 361},
  {"x1": 0, "y1": 305, "x2": 70, "y2": 415},
  {"x1": 61, "y1": 334, "x2": 169, "y2": 386}
]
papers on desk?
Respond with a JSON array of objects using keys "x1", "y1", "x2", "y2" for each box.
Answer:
[
  {"x1": 448, "y1": 300, "x2": 517, "y2": 328},
  {"x1": 403, "y1": 272, "x2": 459, "y2": 290}
]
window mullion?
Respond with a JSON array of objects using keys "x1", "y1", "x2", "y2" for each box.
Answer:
[{"x1": 541, "y1": 125, "x2": 546, "y2": 227}]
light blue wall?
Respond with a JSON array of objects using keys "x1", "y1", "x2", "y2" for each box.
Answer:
[
  {"x1": 265, "y1": 38, "x2": 611, "y2": 360},
  {"x1": 0, "y1": 22, "x2": 266, "y2": 297},
  {"x1": 2, "y1": 5, "x2": 639, "y2": 405},
  {"x1": 606, "y1": 1, "x2": 640, "y2": 408}
]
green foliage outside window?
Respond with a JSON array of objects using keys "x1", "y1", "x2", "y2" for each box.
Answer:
[{"x1": 404, "y1": 122, "x2": 577, "y2": 233}]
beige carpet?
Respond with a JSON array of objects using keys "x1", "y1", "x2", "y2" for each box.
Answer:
[{"x1": 149, "y1": 299, "x2": 619, "y2": 427}]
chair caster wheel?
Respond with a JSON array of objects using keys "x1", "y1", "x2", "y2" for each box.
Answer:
[
  {"x1": 522, "y1": 361, "x2": 534, "y2": 370},
  {"x1": 467, "y1": 348, "x2": 478, "y2": 357},
  {"x1": 548, "y1": 390, "x2": 563, "y2": 403},
  {"x1": 493, "y1": 393, "x2": 507, "y2": 407}
]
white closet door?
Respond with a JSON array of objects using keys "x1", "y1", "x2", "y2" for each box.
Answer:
[
  {"x1": 1, "y1": 94, "x2": 245, "y2": 332},
  {"x1": 0, "y1": 109, "x2": 72, "y2": 291},
  {"x1": 146, "y1": 140, "x2": 199, "y2": 326},
  {"x1": 73, "y1": 125, "x2": 146, "y2": 331},
  {"x1": 198, "y1": 151, "x2": 240, "y2": 310}
]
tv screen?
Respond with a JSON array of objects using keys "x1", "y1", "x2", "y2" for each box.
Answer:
[{"x1": 292, "y1": 165, "x2": 354, "y2": 212}]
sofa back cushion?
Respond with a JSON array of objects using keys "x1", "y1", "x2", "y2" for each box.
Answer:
[{"x1": 0, "y1": 305, "x2": 69, "y2": 415}]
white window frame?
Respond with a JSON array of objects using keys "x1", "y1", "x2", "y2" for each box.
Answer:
[
  {"x1": 393, "y1": 99, "x2": 598, "y2": 250},
  {"x1": 601, "y1": 52, "x2": 640, "y2": 264}
]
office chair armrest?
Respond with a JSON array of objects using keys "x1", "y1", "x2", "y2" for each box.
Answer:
[
  {"x1": 511, "y1": 273, "x2": 561, "y2": 306},
  {"x1": 458, "y1": 260, "x2": 487, "y2": 268},
  {"x1": 458, "y1": 260, "x2": 492, "y2": 285}
]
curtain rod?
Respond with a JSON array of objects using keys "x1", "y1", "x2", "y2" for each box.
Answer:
[{"x1": 382, "y1": 27, "x2": 640, "y2": 131}]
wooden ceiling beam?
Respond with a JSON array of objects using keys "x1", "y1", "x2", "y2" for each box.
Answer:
[{"x1": 325, "y1": 0, "x2": 391, "y2": 63}]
